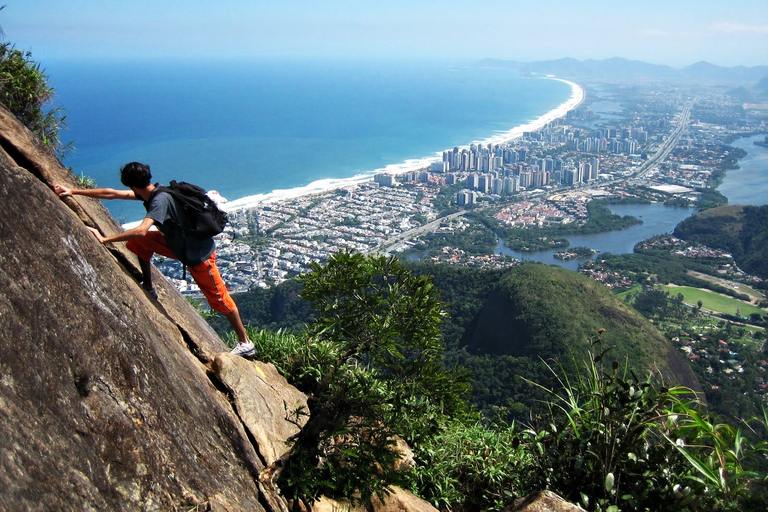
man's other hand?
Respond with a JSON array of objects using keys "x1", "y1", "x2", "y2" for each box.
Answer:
[
  {"x1": 54, "y1": 184, "x2": 73, "y2": 197},
  {"x1": 86, "y1": 226, "x2": 105, "y2": 243}
]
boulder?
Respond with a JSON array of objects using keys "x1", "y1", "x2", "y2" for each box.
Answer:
[
  {"x1": 503, "y1": 490, "x2": 584, "y2": 512},
  {"x1": 213, "y1": 353, "x2": 309, "y2": 466},
  {"x1": 310, "y1": 487, "x2": 439, "y2": 512}
]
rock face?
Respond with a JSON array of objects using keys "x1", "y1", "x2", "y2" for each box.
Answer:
[
  {"x1": 0, "y1": 103, "x2": 436, "y2": 512},
  {"x1": 212, "y1": 354, "x2": 309, "y2": 466},
  {"x1": 503, "y1": 491, "x2": 585, "y2": 512},
  {"x1": 312, "y1": 487, "x2": 440, "y2": 512},
  {"x1": 0, "y1": 105, "x2": 302, "y2": 510}
]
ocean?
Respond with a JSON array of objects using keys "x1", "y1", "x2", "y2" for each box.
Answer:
[{"x1": 46, "y1": 58, "x2": 574, "y2": 222}]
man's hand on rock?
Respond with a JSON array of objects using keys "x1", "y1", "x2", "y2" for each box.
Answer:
[
  {"x1": 54, "y1": 184, "x2": 73, "y2": 197},
  {"x1": 87, "y1": 226, "x2": 105, "y2": 243}
]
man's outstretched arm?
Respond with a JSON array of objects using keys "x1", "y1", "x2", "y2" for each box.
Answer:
[
  {"x1": 87, "y1": 217, "x2": 156, "y2": 244},
  {"x1": 55, "y1": 184, "x2": 136, "y2": 200}
]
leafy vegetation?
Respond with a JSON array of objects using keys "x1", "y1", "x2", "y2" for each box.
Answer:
[
  {"x1": 408, "y1": 419, "x2": 533, "y2": 511},
  {"x1": 524, "y1": 332, "x2": 699, "y2": 512},
  {"x1": 246, "y1": 253, "x2": 473, "y2": 509},
  {"x1": 411, "y1": 331, "x2": 768, "y2": 512},
  {"x1": 0, "y1": 29, "x2": 68, "y2": 155},
  {"x1": 221, "y1": 253, "x2": 768, "y2": 510}
]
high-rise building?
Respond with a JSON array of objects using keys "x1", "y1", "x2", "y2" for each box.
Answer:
[
  {"x1": 590, "y1": 158, "x2": 599, "y2": 180},
  {"x1": 456, "y1": 190, "x2": 476, "y2": 206},
  {"x1": 478, "y1": 174, "x2": 491, "y2": 193},
  {"x1": 564, "y1": 168, "x2": 578, "y2": 186},
  {"x1": 503, "y1": 176, "x2": 519, "y2": 194},
  {"x1": 374, "y1": 173, "x2": 396, "y2": 187},
  {"x1": 430, "y1": 161, "x2": 448, "y2": 173}
]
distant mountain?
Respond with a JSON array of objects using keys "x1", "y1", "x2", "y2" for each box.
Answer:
[
  {"x1": 479, "y1": 57, "x2": 768, "y2": 84},
  {"x1": 681, "y1": 61, "x2": 768, "y2": 82}
]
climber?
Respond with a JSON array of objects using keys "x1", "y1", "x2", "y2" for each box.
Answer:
[{"x1": 54, "y1": 162, "x2": 256, "y2": 358}]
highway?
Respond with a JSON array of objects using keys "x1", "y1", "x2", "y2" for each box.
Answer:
[{"x1": 633, "y1": 99, "x2": 695, "y2": 179}]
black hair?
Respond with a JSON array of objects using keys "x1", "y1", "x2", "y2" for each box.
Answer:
[{"x1": 120, "y1": 162, "x2": 152, "y2": 188}]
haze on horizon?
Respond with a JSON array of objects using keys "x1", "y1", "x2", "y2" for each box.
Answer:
[{"x1": 4, "y1": 1, "x2": 767, "y2": 68}]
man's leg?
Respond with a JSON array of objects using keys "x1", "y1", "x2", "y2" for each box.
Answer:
[
  {"x1": 138, "y1": 258, "x2": 154, "y2": 292},
  {"x1": 225, "y1": 308, "x2": 249, "y2": 344},
  {"x1": 126, "y1": 231, "x2": 177, "y2": 294},
  {"x1": 189, "y1": 251, "x2": 254, "y2": 356}
]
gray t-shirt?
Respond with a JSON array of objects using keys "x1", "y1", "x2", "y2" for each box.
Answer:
[{"x1": 144, "y1": 189, "x2": 215, "y2": 266}]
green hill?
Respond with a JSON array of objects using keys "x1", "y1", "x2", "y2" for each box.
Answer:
[
  {"x1": 673, "y1": 204, "x2": 768, "y2": 278},
  {"x1": 449, "y1": 264, "x2": 700, "y2": 417}
]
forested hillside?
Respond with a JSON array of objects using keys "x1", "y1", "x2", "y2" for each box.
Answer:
[
  {"x1": 674, "y1": 204, "x2": 768, "y2": 278},
  {"x1": 222, "y1": 262, "x2": 700, "y2": 420}
]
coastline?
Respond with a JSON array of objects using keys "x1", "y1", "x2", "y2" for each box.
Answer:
[{"x1": 222, "y1": 77, "x2": 585, "y2": 212}]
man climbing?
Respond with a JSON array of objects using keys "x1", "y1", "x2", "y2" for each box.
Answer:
[{"x1": 55, "y1": 162, "x2": 256, "y2": 357}]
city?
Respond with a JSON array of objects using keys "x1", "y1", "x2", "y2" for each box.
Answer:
[{"x1": 154, "y1": 81, "x2": 767, "y2": 297}]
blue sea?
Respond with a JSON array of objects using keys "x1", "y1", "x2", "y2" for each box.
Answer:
[{"x1": 46, "y1": 58, "x2": 573, "y2": 222}]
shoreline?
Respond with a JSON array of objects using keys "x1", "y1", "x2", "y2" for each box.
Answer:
[{"x1": 222, "y1": 77, "x2": 585, "y2": 212}]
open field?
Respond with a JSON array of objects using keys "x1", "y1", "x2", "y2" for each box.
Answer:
[
  {"x1": 660, "y1": 285, "x2": 766, "y2": 317},
  {"x1": 687, "y1": 270, "x2": 766, "y2": 303}
]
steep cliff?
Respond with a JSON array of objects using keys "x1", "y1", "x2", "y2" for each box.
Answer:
[
  {"x1": 0, "y1": 103, "x2": 442, "y2": 512},
  {"x1": 0, "y1": 104, "x2": 310, "y2": 511}
]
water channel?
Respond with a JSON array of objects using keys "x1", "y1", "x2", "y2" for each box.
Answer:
[{"x1": 494, "y1": 133, "x2": 768, "y2": 271}]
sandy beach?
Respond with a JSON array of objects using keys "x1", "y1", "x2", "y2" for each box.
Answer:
[{"x1": 205, "y1": 77, "x2": 582, "y2": 212}]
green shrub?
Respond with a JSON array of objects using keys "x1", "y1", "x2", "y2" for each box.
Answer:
[
  {"x1": 669, "y1": 406, "x2": 768, "y2": 511},
  {"x1": 523, "y1": 331, "x2": 698, "y2": 511},
  {"x1": 0, "y1": 42, "x2": 68, "y2": 154},
  {"x1": 247, "y1": 253, "x2": 472, "y2": 510},
  {"x1": 409, "y1": 420, "x2": 532, "y2": 511}
]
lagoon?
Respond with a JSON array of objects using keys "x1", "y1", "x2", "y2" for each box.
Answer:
[
  {"x1": 496, "y1": 132, "x2": 768, "y2": 270},
  {"x1": 495, "y1": 204, "x2": 695, "y2": 271},
  {"x1": 717, "y1": 134, "x2": 768, "y2": 206}
]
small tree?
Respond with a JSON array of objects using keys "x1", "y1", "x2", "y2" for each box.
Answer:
[
  {"x1": 0, "y1": 16, "x2": 68, "y2": 155},
  {"x1": 275, "y1": 252, "x2": 471, "y2": 509}
]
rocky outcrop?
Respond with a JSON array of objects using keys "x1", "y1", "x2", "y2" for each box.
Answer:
[
  {"x1": 0, "y1": 101, "x2": 438, "y2": 512},
  {"x1": 502, "y1": 491, "x2": 584, "y2": 512},
  {"x1": 0, "y1": 104, "x2": 297, "y2": 510},
  {"x1": 212, "y1": 354, "x2": 308, "y2": 467},
  {"x1": 311, "y1": 487, "x2": 439, "y2": 512}
]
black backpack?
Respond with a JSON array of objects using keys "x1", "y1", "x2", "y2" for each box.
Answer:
[{"x1": 155, "y1": 180, "x2": 228, "y2": 239}]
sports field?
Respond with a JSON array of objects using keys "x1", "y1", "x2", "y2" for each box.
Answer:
[{"x1": 659, "y1": 285, "x2": 765, "y2": 317}]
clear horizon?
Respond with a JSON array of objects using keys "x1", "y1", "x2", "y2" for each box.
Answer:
[{"x1": 4, "y1": 1, "x2": 767, "y2": 68}]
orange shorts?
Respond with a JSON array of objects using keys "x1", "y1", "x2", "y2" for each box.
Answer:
[{"x1": 126, "y1": 231, "x2": 237, "y2": 315}]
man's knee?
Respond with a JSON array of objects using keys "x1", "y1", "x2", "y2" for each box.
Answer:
[{"x1": 125, "y1": 238, "x2": 148, "y2": 260}]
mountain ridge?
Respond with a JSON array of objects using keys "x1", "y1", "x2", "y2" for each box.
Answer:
[{"x1": 478, "y1": 57, "x2": 768, "y2": 83}]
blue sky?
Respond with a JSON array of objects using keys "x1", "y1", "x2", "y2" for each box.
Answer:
[{"x1": 3, "y1": 1, "x2": 767, "y2": 67}]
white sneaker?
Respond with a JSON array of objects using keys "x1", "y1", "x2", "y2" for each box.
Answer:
[{"x1": 230, "y1": 341, "x2": 256, "y2": 358}]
